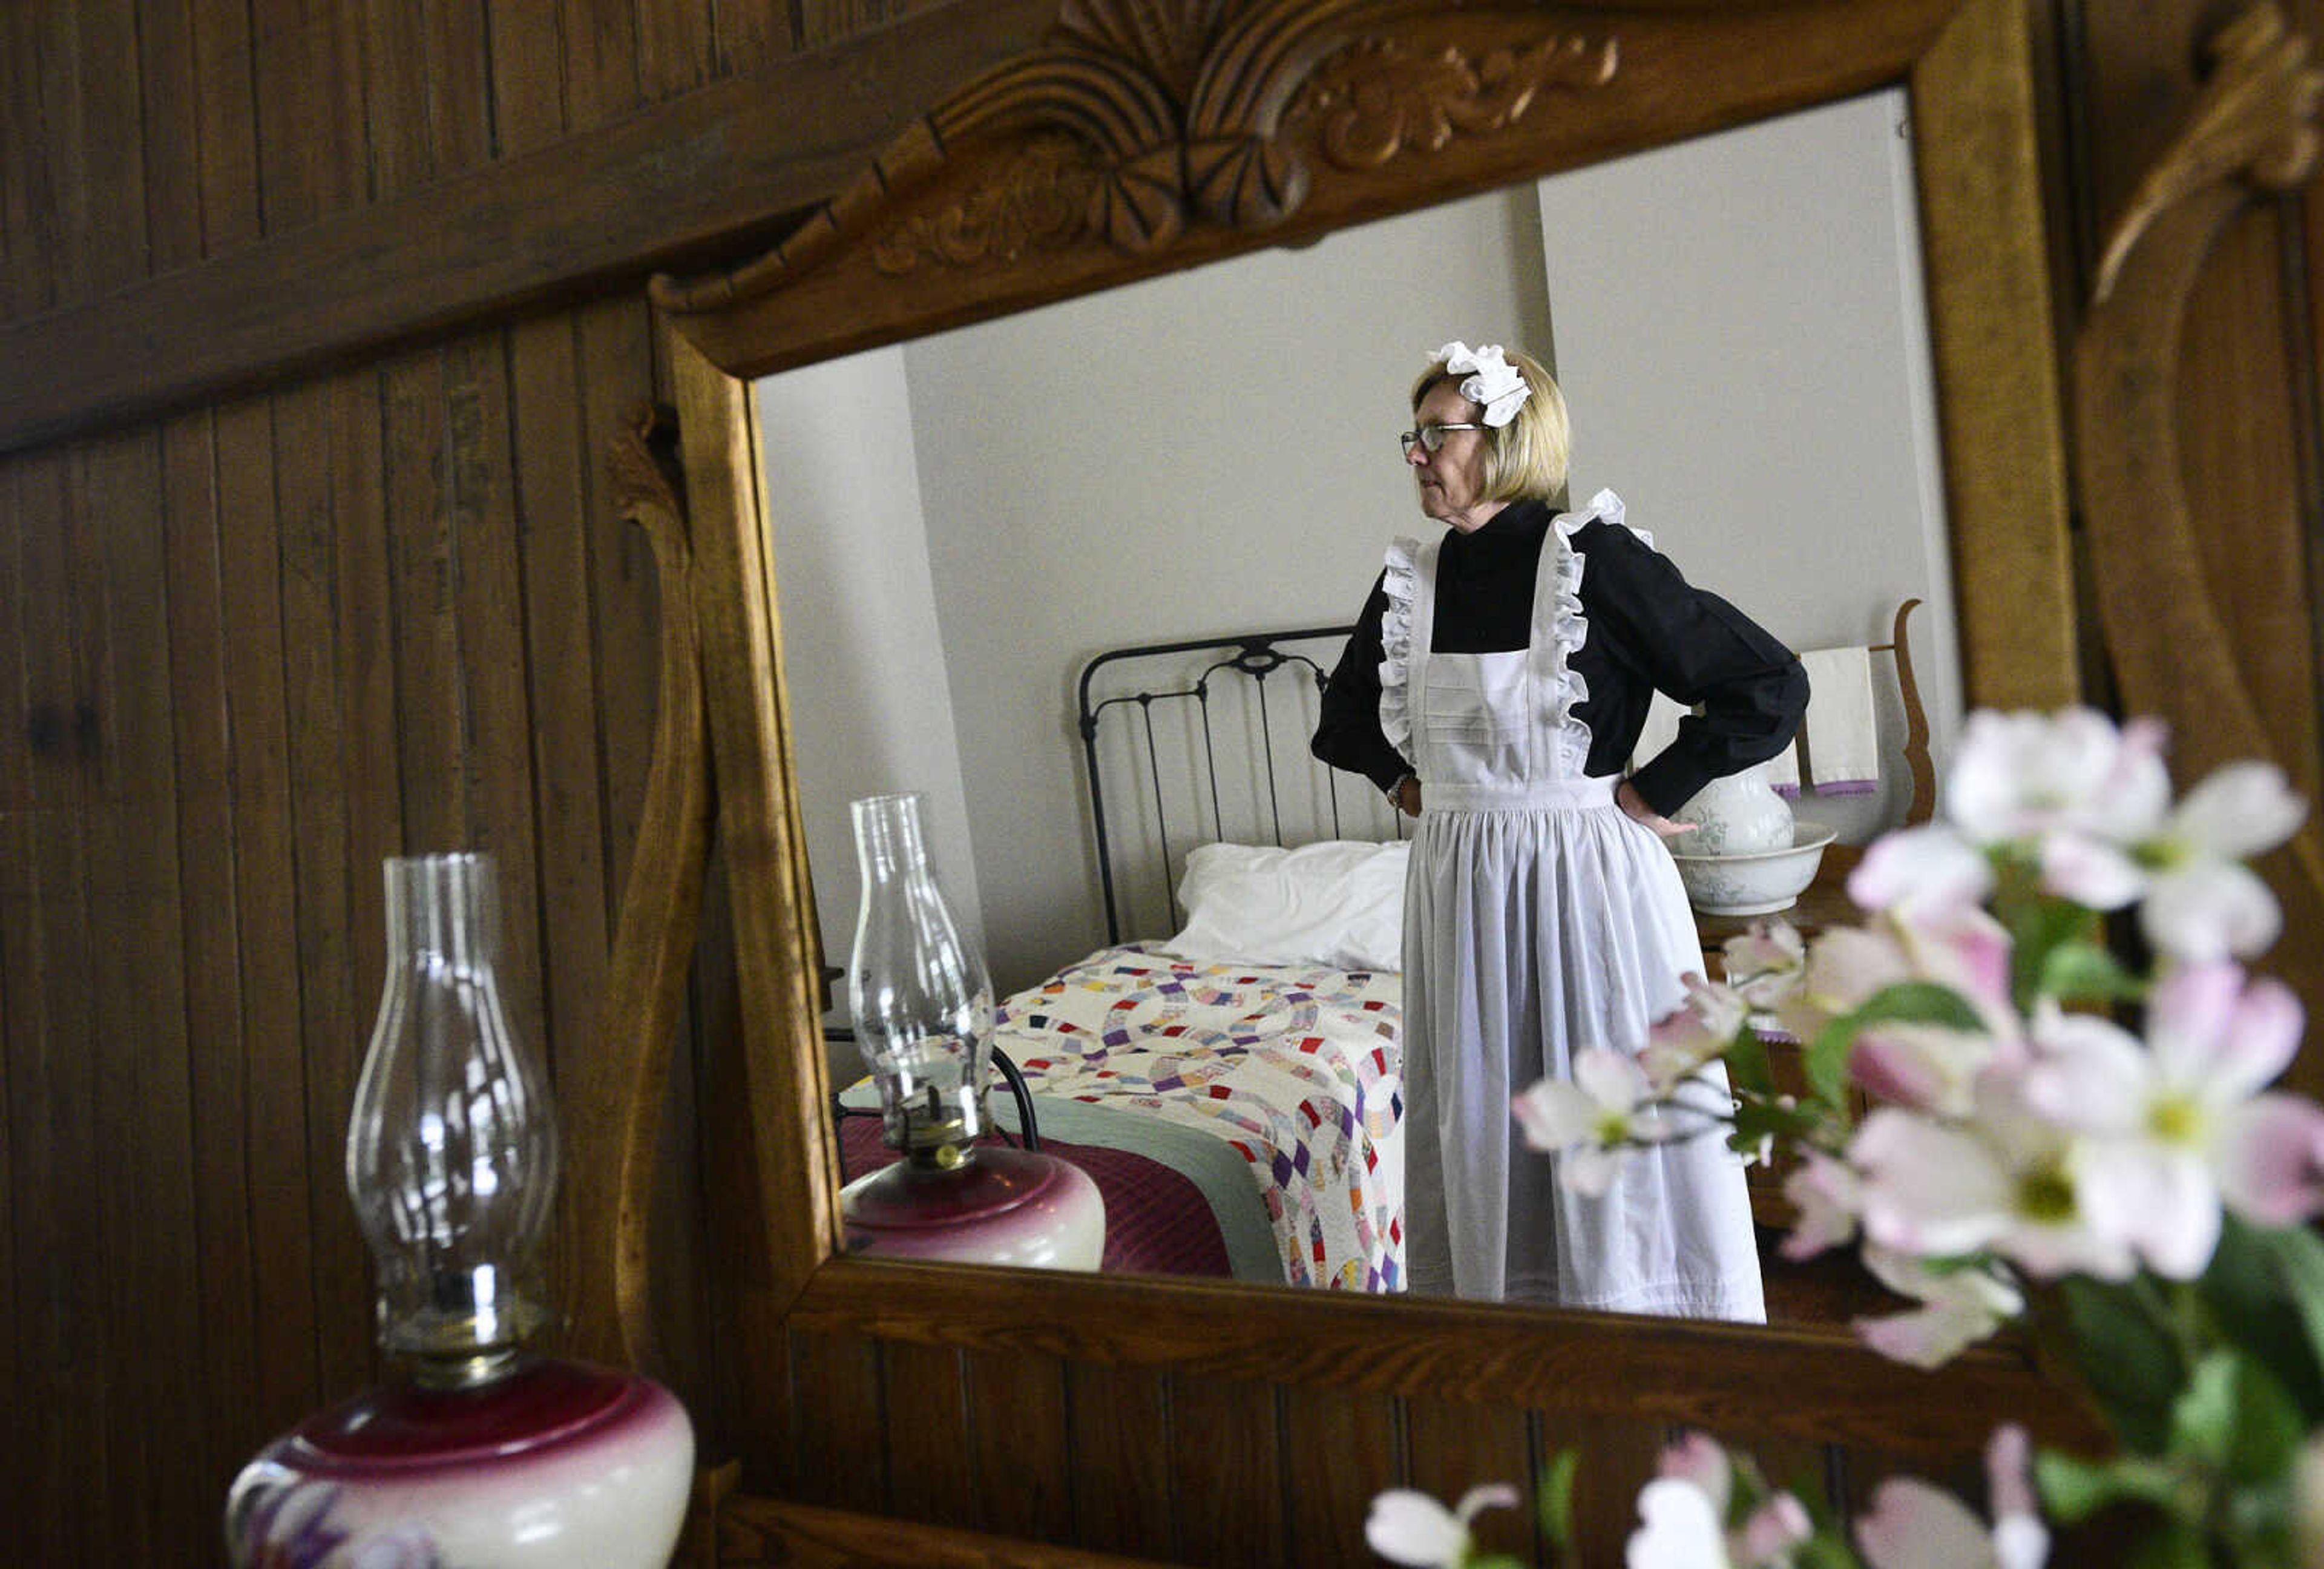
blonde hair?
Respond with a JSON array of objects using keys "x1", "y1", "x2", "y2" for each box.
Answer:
[{"x1": 1410, "y1": 348, "x2": 1570, "y2": 502}]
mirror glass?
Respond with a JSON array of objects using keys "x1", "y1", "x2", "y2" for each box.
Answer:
[{"x1": 756, "y1": 88, "x2": 1965, "y2": 1322}]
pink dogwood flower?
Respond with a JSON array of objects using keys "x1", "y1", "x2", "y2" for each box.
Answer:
[
  {"x1": 1848, "y1": 823, "x2": 1995, "y2": 916},
  {"x1": 1850, "y1": 1074, "x2": 2135, "y2": 1283},
  {"x1": 2135, "y1": 760, "x2": 2307, "y2": 961},
  {"x1": 1365, "y1": 1484, "x2": 1520, "y2": 1567},
  {"x1": 1944, "y1": 708, "x2": 2171, "y2": 850},
  {"x1": 1657, "y1": 1429, "x2": 1734, "y2": 1502},
  {"x1": 1773, "y1": 924, "x2": 1908, "y2": 1044},
  {"x1": 1779, "y1": 1150, "x2": 1863, "y2": 1261},
  {"x1": 2021, "y1": 965, "x2": 2322, "y2": 1275},
  {"x1": 1642, "y1": 976, "x2": 1750, "y2": 1095},
  {"x1": 1514, "y1": 1048, "x2": 1665, "y2": 1198},
  {"x1": 1734, "y1": 1494, "x2": 1814, "y2": 1566},
  {"x1": 1850, "y1": 1022, "x2": 2007, "y2": 1119},
  {"x1": 1627, "y1": 1478, "x2": 1735, "y2": 1568},
  {"x1": 1916, "y1": 708, "x2": 2303, "y2": 959},
  {"x1": 1629, "y1": 1433, "x2": 1813, "y2": 1569},
  {"x1": 1853, "y1": 1246, "x2": 2026, "y2": 1369},
  {"x1": 1777, "y1": 903, "x2": 2015, "y2": 1052},
  {"x1": 1855, "y1": 1425, "x2": 2047, "y2": 1569},
  {"x1": 1719, "y1": 921, "x2": 1807, "y2": 1010}
]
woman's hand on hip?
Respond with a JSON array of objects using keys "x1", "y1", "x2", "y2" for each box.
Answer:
[
  {"x1": 1617, "y1": 779, "x2": 1695, "y2": 840},
  {"x1": 1388, "y1": 774, "x2": 1422, "y2": 817}
]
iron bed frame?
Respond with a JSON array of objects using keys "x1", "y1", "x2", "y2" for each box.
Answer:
[{"x1": 1075, "y1": 623, "x2": 1406, "y2": 947}]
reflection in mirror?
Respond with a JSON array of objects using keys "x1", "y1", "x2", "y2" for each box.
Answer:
[{"x1": 757, "y1": 88, "x2": 1961, "y2": 1322}]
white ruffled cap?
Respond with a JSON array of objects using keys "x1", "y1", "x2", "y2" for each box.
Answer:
[{"x1": 1428, "y1": 341, "x2": 1532, "y2": 427}]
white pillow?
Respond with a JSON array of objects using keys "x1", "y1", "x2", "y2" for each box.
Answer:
[{"x1": 1162, "y1": 839, "x2": 1409, "y2": 972}]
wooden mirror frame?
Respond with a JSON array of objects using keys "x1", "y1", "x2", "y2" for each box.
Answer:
[{"x1": 627, "y1": 0, "x2": 2087, "y2": 1487}]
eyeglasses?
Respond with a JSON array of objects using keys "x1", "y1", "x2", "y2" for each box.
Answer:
[{"x1": 1398, "y1": 422, "x2": 1485, "y2": 455}]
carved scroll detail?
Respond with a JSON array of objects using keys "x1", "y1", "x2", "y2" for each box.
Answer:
[
  {"x1": 592, "y1": 404, "x2": 715, "y2": 1372},
  {"x1": 2071, "y1": 1, "x2": 2324, "y2": 903},
  {"x1": 605, "y1": 402, "x2": 689, "y2": 525},
  {"x1": 2093, "y1": 5, "x2": 2321, "y2": 300},
  {"x1": 1293, "y1": 34, "x2": 1618, "y2": 170},
  {"x1": 652, "y1": 1, "x2": 1619, "y2": 307},
  {"x1": 872, "y1": 135, "x2": 1108, "y2": 275},
  {"x1": 1057, "y1": 0, "x2": 1233, "y2": 102}
]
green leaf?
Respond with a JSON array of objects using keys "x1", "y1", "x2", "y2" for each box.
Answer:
[
  {"x1": 1537, "y1": 1447, "x2": 1579, "y2": 1553},
  {"x1": 2126, "y1": 1519, "x2": 2216, "y2": 1569},
  {"x1": 1804, "y1": 1018, "x2": 1860, "y2": 1110},
  {"x1": 2172, "y1": 1350, "x2": 2241, "y2": 1470},
  {"x1": 2221, "y1": 1470, "x2": 2297, "y2": 1554},
  {"x1": 2032, "y1": 1447, "x2": 2179, "y2": 1524},
  {"x1": 2173, "y1": 1349, "x2": 2306, "y2": 1485},
  {"x1": 1803, "y1": 981, "x2": 1989, "y2": 1108},
  {"x1": 1723, "y1": 1027, "x2": 1777, "y2": 1100},
  {"x1": 1853, "y1": 979, "x2": 1991, "y2": 1033},
  {"x1": 2255, "y1": 1222, "x2": 2324, "y2": 1406},
  {"x1": 2007, "y1": 894, "x2": 2099, "y2": 1013},
  {"x1": 1774, "y1": 1473, "x2": 1866, "y2": 1569},
  {"x1": 2055, "y1": 1275, "x2": 2188, "y2": 1455},
  {"x1": 1729, "y1": 1097, "x2": 1820, "y2": 1146},
  {"x1": 1724, "y1": 1451, "x2": 1776, "y2": 1521},
  {"x1": 2036, "y1": 938, "x2": 2146, "y2": 1005},
  {"x1": 1793, "y1": 1534, "x2": 1868, "y2": 1569},
  {"x1": 2198, "y1": 1215, "x2": 2324, "y2": 1422},
  {"x1": 1780, "y1": 1464, "x2": 1840, "y2": 1530}
]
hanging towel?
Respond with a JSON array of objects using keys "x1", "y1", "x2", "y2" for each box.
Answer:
[
  {"x1": 1762, "y1": 729, "x2": 1802, "y2": 797},
  {"x1": 1800, "y1": 646, "x2": 1880, "y2": 795}
]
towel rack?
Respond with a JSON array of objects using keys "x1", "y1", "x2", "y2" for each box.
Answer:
[{"x1": 1872, "y1": 597, "x2": 1935, "y2": 827}]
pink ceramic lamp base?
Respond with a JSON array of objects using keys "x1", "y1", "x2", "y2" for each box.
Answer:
[
  {"x1": 842, "y1": 1146, "x2": 1107, "y2": 1268},
  {"x1": 226, "y1": 1357, "x2": 692, "y2": 1568}
]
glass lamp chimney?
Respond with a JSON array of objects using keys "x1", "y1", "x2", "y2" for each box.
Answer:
[
  {"x1": 847, "y1": 792, "x2": 994, "y2": 1165},
  {"x1": 345, "y1": 853, "x2": 559, "y2": 1386}
]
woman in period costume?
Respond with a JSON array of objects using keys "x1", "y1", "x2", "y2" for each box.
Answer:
[{"x1": 1313, "y1": 341, "x2": 1806, "y2": 1318}]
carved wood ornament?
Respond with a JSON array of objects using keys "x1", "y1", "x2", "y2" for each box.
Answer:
[
  {"x1": 592, "y1": 406, "x2": 714, "y2": 1372},
  {"x1": 653, "y1": 1, "x2": 1616, "y2": 309},
  {"x1": 647, "y1": 0, "x2": 1977, "y2": 384},
  {"x1": 2070, "y1": 1, "x2": 2324, "y2": 923}
]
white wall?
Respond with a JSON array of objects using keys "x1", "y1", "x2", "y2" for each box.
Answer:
[
  {"x1": 758, "y1": 91, "x2": 1961, "y2": 993},
  {"x1": 1537, "y1": 88, "x2": 1958, "y2": 838},
  {"x1": 755, "y1": 347, "x2": 985, "y2": 1018}
]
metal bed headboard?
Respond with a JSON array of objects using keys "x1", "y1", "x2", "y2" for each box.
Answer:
[{"x1": 1076, "y1": 624, "x2": 1406, "y2": 945}]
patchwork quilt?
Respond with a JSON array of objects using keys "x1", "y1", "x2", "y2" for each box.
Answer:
[{"x1": 1000, "y1": 945, "x2": 1405, "y2": 1291}]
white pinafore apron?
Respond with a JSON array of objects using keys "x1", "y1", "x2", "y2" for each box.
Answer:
[{"x1": 1391, "y1": 515, "x2": 1765, "y2": 1318}]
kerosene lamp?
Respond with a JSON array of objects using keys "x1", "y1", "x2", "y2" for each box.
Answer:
[
  {"x1": 225, "y1": 852, "x2": 693, "y2": 1567},
  {"x1": 839, "y1": 792, "x2": 1106, "y2": 1267}
]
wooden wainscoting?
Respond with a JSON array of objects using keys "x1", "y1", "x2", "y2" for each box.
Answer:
[{"x1": 678, "y1": 1318, "x2": 2069, "y2": 1567}]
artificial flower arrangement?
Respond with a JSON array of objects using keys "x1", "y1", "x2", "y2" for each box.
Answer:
[{"x1": 1368, "y1": 708, "x2": 2322, "y2": 1568}]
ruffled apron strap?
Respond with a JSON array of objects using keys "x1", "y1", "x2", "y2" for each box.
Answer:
[
  {"x1": 1531, "y1": 499, "x2": 1598, "y2": 778},
  {"x1": 1549, "y1": 486, "x2": 1653, "y2": 550},
  {"x1": 1377, "y1": 535, "x2": 1436, "y2": 760}
]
